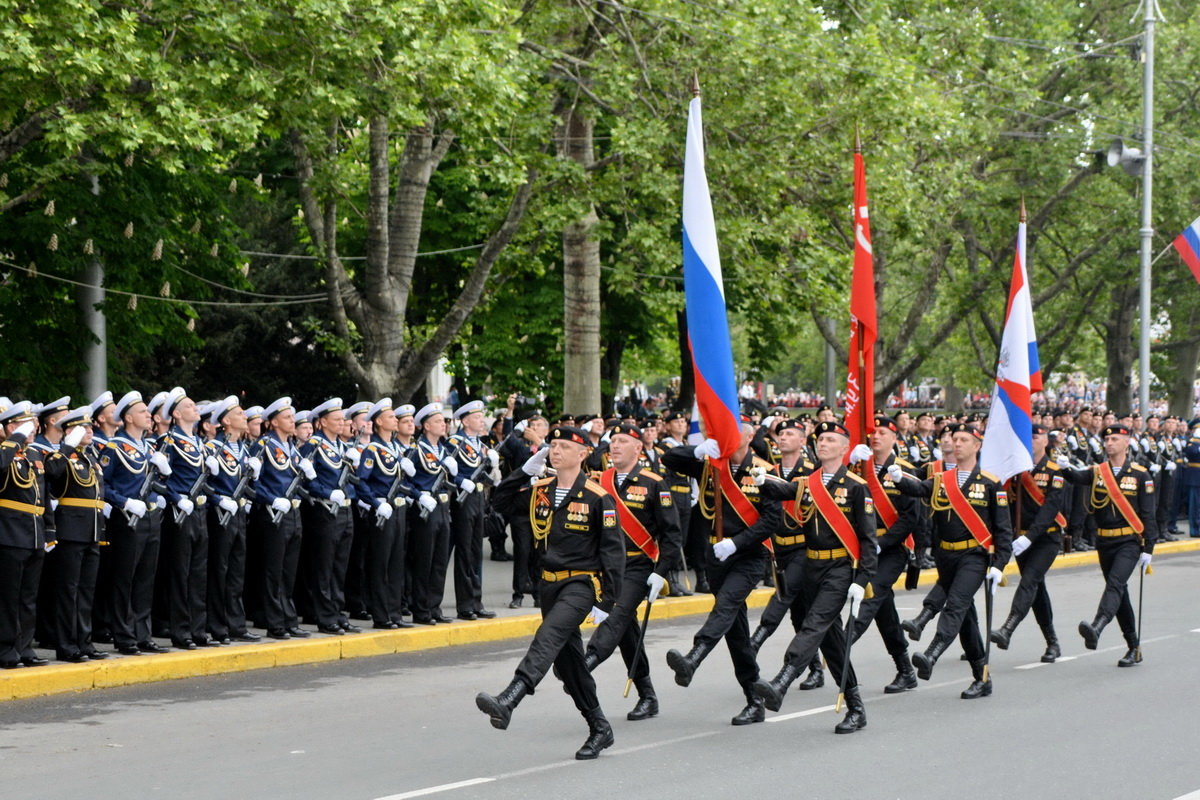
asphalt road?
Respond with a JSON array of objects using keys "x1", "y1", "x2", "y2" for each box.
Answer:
[{"x1": 3, "y1": 553, "x2": 1199, "y2": 800}]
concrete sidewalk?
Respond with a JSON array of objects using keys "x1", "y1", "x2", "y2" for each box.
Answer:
[{"x1": 4, "y1": 538, "x2": 1197, "y2": 702}]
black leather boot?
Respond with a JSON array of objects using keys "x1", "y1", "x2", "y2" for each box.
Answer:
[
  {"x1": 731, "y1": 690, "x2": 765, "y2": 725},
  {"x1": 666, "y1": 641, "x2": 714, "y2": 687},
  {"x1": 834, "y1": 685, "x2": 867, "y2": 733},
  {"x1": 667, "y1": 570, "x2": 693, "y2": 596},
  {"x1": 883, "y1": 651, "x2": 917, "y2": 693},
  {"x1": 798, "y1": 656, "x2": 824, "y2": 690},
  {"x1": 901, "y1": 607, "x2": 936, "y2": 642},
  {"x1": 694, "y1": 573, "x2": 711, "y2": 594},
  {"x1": 960, "y1": 658, "x2": 992, "y2": 699},
  {"x1": 1040, "y1": 625, "x2": 1060, "y2": 663},
  {"x1": 575, "y1": 707, "x2": 614, "y2": 759},
  {"x1": 750, "y1": 661, "x2": 802, "y2": 712},
  {"x1": 1078, "y1": 615, "x2": 1109, "y2": 650},
  {"x1": 748, "y1": 625, "x2": 770, "y2": 653},
  {"x1": 989, "y1": 612, "x2": 1021, "y2": 650},
  {"x1": 1117, "y1": 633, "x2": 1141, "y2": 667},
  {"x1": 627, "y1": 677, "x2": 659, "y2": 721},
  {"x1": 475, "y1": 678, "x2": 530, "y2": 730},
  {"x1": 912, "y1": 635, "x2": 950, "y2": 681}
]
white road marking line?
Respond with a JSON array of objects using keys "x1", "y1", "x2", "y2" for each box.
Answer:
[
  {"x1": 1191, "y1": 628, "x2": 1200, "y2": 634},
  {"x1": 1015, "y1": 656, "x2": 1077, "y2": 670},
  {"x1": 375, "y1": 777, "x2": 496, "y2": 800},
  {"x1": 1171, "y1": 791, "x2": 1200, "y2": 800},
  {"x1": 607, "y1": 730, "x2": 720, "y2": 756},
  {"x1": 766, "y1": 704, "x2": 835, "y2": 722}
]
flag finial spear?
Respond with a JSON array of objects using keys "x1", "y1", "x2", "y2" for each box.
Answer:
[
  {"x1": 1019, "y1": 195, "x2": 1027, "y2": 223},
  {"x1": 691, "y1": 71, "x2": 701, "y2": 98},
  {"x1": 854, "y1": 122, "x2": 861, "y2": 154}
]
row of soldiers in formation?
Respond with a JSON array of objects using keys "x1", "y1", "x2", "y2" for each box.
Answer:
[{"x1": 475, "y1": 407, "x2": 1168, "y2": 759}]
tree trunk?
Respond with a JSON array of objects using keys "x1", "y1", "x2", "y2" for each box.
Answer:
[
  {"x1": 559, "y1": 106, "x2": 601, "y2": 416},
  {"x1": 1104, "y1": 282, "x2": 1138, "y2": 414},
  {"x1": 600, "y1": 338, "x2": 624, "y2": 417},
  {"x1": 1167, "y1": 303, "x2": 1200, "y2": 418}
]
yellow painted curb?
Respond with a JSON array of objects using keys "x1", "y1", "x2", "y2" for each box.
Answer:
[{"x1": 4, "y1": 539, "x2": 1197, "y2": 703}]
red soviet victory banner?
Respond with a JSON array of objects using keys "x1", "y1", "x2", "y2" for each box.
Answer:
[{"x1": 844, "y1": 133, "x2": 876, "y2": 451}]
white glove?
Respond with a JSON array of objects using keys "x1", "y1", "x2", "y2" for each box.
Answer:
[
  {"x1": 345, "y1": 448, "x2": 361, "y2": 467},
  {"x1": 444, "y1": 456, "x2": 459, "y2": 476},
  {"x1": 909, "y1": 445, "x2": 921, "y2": 460},
  {"x1": 589, "y1": 606, "x2": 609, "y2": 625},
  {"x1": 102, "y1": 502, "x2": 112, "y2": 519},
  {"x1": 1137, "y1": 552, "x2": 1152, "y2": 573},
  {"x1": 514, "y1": 419, "x2": 528, "y2": 434},
  {"x1": 932, "y1": 447, "x2": 942, "y2": 461},
  {"x1": 886, "y1": 464, "x2": 904, "y2": 483},
  {"x1": 329, "y1": 488, "x2": 346, "y2": 505},
  {"x1": 1067, "y1": 435, "x2": 1078, "y2": 449},
  {"x1": 750, "y1": 465, "x2": 768, "y2": 486},
  {"x1": 713, "y1": 539, "x2": 736, "y2": 561},
  {"x1": 646, "y1": 572, "x2": 666, "y2": 603},
  {"x1": 51, "y1": 498, "x2": 59, "y2": 512},
  {"x1": 846, "y1": 583, "x2": 865, "y2": 617},
  {"x1": 123, "y1": 498, "x2": 147, "y2": 519},
  {"x1": 987, "y1": 567, "x2": 1004, "y2": 595},
  {"x1": 206, "y1": 455, "x2": 221, "y2": 476},
  {"x1": 375, "y1": 501, "x2": 393, "y2": 521},
  {"x1": 63, "y1": 426, "x2": 87, "y2": 449},
  {"x1": 1167, "y1": 461, "x2": 1178, "y2": 472},
  {"x1": 270, "y1": 497, "x2": 292, "y2": 514},
  {"x1": 760, "y1": 415, "x2": 777, "y2": 430},
  {"x1": 1150, "y1": 463, "x2": 1161, "y2": 474},
  {"x1": 176, "y1": 497, "x2": 195, "y2": 516},
  {"x1": 247, "y1": 456, "x2": 263, "y2": 479},
  {"x1": 474, "y1": 479, "x2": 486, "y2": 493},
  {"x1": 150, "y1": 451, "x2": 172, "y2": 475},
  {"x1": 487, "y1": 450, "x2": 500, "y2": 469},
  {"x1": 693, "y1": 438, "x2": 721, "y2": 460},
  {"x1": 418, "y1": 492, "x2": 437, "y2": 513},
  {"x1": 400, "y1": 456, "x2": 416, "y2": 477},
  {"x1": 849, "y1": 444, "x2": 872, "y2": 464},
  {"x1": 1012, "y1": 535, "x2": 1031, "y2": 557},
  {"x1": 151, "y1": 496, "x2": 165, "y2": 511},
  {"x1": 14, "y1": 420, "x2": 36, "y2": 439},
  {"x1": 218, "y1": 496, "x2": 238, "y2": 514},
  {"x1": 299, "y1": 459, "x2": 316, "y2": 479},
  {"x1": 459, "y1": 478, "x2": 476, "y2": 494},
  {"x1": 357, "y1": 499, "x2": 372, "y2": 511},
  {"x1": 521, "y1": 447, "x2": 550, "y2": 476}
]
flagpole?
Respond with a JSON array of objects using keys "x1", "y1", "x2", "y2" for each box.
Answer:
[{"x1": 853, "y1": 124, "x2": 866, "y2": 444}]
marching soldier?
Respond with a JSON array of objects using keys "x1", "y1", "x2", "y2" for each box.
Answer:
[
  {"x1": 751, "y1": 420, "x2": 876, "y2": 733},
  {"x1": 890, "y1": 422, "x2": 1013, "y2": 699},
  {"x1": 582, "y1": 422, "x2": 682, "y2": 721},
  {"x1": 899, "y1": 427, "x2": 960, "y2": 641},
  {"x1": 847, "y1": 415, "x2": 922, "y2": 693},
  {"x1": 990, "y1": 424, "x2": 1067, "y2": 662},
  {"x1": 661, "y1": 417, "x2": 781, "y2": 726},
  {"x1": 448, "y1": 400, "x2": 500, "y2": 620},
  {"x1": 476, "y1": 425, "x2": 624, "y2": 760},
  {"x1": 497, "y1": 414, "x2": 548, "y2": 608},
  {"x1": 45, "y1": 407, "x2": 107, "y2": 662},
  {"x1": 1063, "y1": 423, "x2": 1157, "y2": 666},
  {"x1": 661, "y1": 410, "x2": 706, "y2": 594}
]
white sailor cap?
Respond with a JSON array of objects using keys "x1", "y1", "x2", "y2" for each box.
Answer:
[
  {"x1": 414, "y1": 402, "x2": 444, "y2": 426},
  {"x1": 0, "y1": 400, "x2": 34, "y2": 424},
  {"x1": 453, "y1": 400, "x2": 486, "y2": 420},
  {"x1": 346, "y1": 401, "x2": 371, "y2": 419},
  {"x1": 295, "y1": 409, "x2": 312, "y2": 424},
  {"x1": 263, "y1": 397, "x2": 294, "y2": 421},
  {"x1": 163, "y1": 386, "x2": 188, "y2": 418},
  {"x1": 244, "y1": 405, "x2": 264, "y2": 421},
  {"x1": 90, "y1": 391, "x2": 114, "y2": 416},
  {"x1": 212, "y1": 396, "x2": 241, "y2": 426},
  {"x1": 58, "y1": 406, "x2": 94, "y2": 429},
  {"x1": 395, "y1": 404, "x2": 415, "y2": 419},
  {"x1": 0, "y1": 397, "x2": 9, "y2": 416},
  {"x1": 115, "y1": 391, "x2": 145, "y2": 420},
  {"x1": 368, "y1": 398, "x2": 393, "y2": 421},
  {"x1": 312, "y1": 397, "x2": 343, "y2": 418},
  {"x1": 146, "y1": 391, "x2": 169, "y2": 417},
  {"x1": 37, "y1": 396, "x2": 70, "y2": 422}
]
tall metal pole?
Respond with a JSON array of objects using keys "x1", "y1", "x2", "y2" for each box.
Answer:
[
  {"x1": 824, "y1": 341, "x2": 836, "y2": 407},
  {"x1": 1137, "y1": 2, "x2": 1157, "y2": 415},
  {"x1": 80, "y1": 174, "x2": 106, "y2": 398}
]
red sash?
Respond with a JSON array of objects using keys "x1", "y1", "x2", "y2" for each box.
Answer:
[
  {"x1": 1019, "y1": 471, "x2": 1068, "y2": 529},
  {"x1": 708, "y1": 458, "x2": 773, "y2": 552},
  {"x1": 941, "y1": 470, "x2": 993, "y2": 549},
  {"x1": 807, "y1": 473, "x2": 862, "y2": 561},
  {"x1": 865, "y1": 461, "x2": 914, "y2": 551},
  {"x1": 600, "y1": 470, "x2": 660, "y2": 561},
  {"x1": 1096, "y1": 462, "x2": 1145, "y2": 535}
]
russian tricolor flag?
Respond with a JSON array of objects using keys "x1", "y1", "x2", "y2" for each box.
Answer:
[
  {"x1": 980, "y1": 212, "x2": 1041, "y2": 482},
  {"x1": 1173, "y1": 217, "x2": 1200, "y2": 284},
  {"x1": 682, "y1": 96, "x2": 741, "y2": 457}
]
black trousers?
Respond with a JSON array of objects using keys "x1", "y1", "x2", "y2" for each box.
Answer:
[
  {"x1": 931, "y1": 546, "x2": 987, "y2": 662},
  {"x1": 694, "y1": 547, "x2": 768, "y2": 689},
  {"x1": 163, "y1": 509, "x2": 208, "y2": 643},
  {"x1": 303, "y1": 504, "x2": 353, "y2": 628},
  {"x1": 1007, "y1": 534, "x2": 1060, "y2": 632},
  {"x1": 683, "y1": 505, "x2": 708, "y2": 573},
  {"x1": 0, "y1": 545, "x2": 43, "y2": 663},
  {"x1": 207, "y1": 508, "x2": 248, "y2": 639},
  {"x1": 1157, "y1": 470, "x2": 1175, "y2": 532},
  {"x1": 669, "y1": 499, "x2": 692, "y2": 571},
  {"x1": 450, "y1": 491, "x2": 486, "y2": 615},
  {"x1": 366, "y1": 505, "x2": 407, "y2": 625},
  {"x1": 344, "y1": 505, "x2": 372, "y2": 617},
  {"x1": 409, "y1": 503, "x2": 451, "y2": 618},
  {"x1": 50, "y1": 541, "x2": 100, "y2": 657},
  {"x1": 781, "y1": 558, "x2": 858, "y2": 688},
  {"x1": 853, "y1": 544, "x2": 909, "y2": 656},
  {"x1": 256, "y1": 505, "x2": 302, "y2": 631},
  {"x1": 509, "y1": 515, "x2": 541, "y2": 599},
  {"x1": 1096, "y1": 539, "x2": 1140, "y2": 644},
  {"x1": 586, "y1": 556, "x2": 652, "y2": 680},
  {"x1": 108, "y1": 511, "x2": 161, "y2": 648},
  {"x1": 514, "y1": 577, "x2": 600, "y2": 713},
  {"x1": 757, "y1": 546, "x2": 808, "y2": 636}
]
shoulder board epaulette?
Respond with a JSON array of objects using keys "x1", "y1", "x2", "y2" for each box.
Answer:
[
  {"x1": 584, "y1": 479, "x2": 609, "y2": 497},
  {"x1": 1131, "y1": 463, "x2": 1147, "y2": 472},
  {"x1": 844, "y1": 471, "x2": 867, "y2": 485},
  {"x1": 895, "y1": 458, "x2": 914, "y2": 469},
  {"x1": 751, "y1": 456, "x2": 774, "y2": 470},
  {"x1": 533, "y1": 476, "x2": 555, "y2": 488},
  {"x1": 638, "y1": 468, "x2": 663, "y2": 482},
  {"x1": 1046, "y1": 460, "x2": 1060, "y2": 470},
  {"x1": 980, "y1": 470, "x2": 1000, "y2": 482},
  {"x1": 308, "y1": 437, "x2": 320, "y2": 445}
]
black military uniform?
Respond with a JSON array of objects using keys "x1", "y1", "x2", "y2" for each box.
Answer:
[
  {"x1": 477, "y1": 426, "x2": 624, "y2": 760},
  {"x1": 496, "y1": 427, "x2": 543, "y2": 606},
  {"x1": 661, "y1": 433, "x2": 781, "y2": 726},
  {"x1": 584, "y1": 423, "x2": 682, "y2": 721},
  {"x1": 991, "y1": 430, "x2": 1067, "y2": 662},
  {"x1": 1063, "y1": 424, "x2": 1157, "y2": 666}
]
